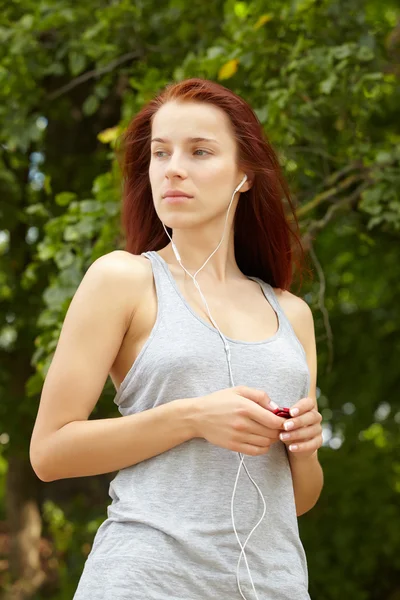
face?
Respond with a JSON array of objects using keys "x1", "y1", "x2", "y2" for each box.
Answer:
[{"x1": 149, "y1": 100, "x2": 250, "y2": 231}]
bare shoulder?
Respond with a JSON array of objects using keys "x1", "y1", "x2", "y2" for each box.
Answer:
[
  {"x1": 80, "y1": 250, "x2": 155, "y2": 335},
  {"x1": 92, "y1": 250, "x2": 151, "y2": 279},
  {"x1": 272, "y1": 287, "x2": 313, "y2": 322},
  {"x1": 272, "y1": 287, "x2": 314, "y2": 350},
  {"x1": 91, "y1": 249, "x2": 152, "y2": 297}
]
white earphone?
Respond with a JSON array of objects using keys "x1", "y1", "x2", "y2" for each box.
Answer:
[{"x1": 162, "y1": 173, "x2": 269, "y2": 600}]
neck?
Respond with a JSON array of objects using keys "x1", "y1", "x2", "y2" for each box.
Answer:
[{"x1": 160, "y1": 226, "x2": 242, "y2": 283}]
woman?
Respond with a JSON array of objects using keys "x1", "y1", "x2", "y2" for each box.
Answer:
[{"x1": 30, "y1": 78, "x2": 323, "y2": 599}]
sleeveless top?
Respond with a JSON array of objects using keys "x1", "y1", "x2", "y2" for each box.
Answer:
[{"x1": 73, "y1": 250, "x2": 312, "y2": 600}]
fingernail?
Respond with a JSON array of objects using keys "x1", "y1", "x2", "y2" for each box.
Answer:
[
  {"x1": 284, "y1": 421, "x2": 295, "y2": 430},
  {"x1": 289, "y1": 444, "x2": 298, "y2": 452},
  {"x1": 290, "y1": 408, "x2": 299, "y2": 417},
  {"x1": 269, "y1": 400, "x2": 279, "y2": 410}
]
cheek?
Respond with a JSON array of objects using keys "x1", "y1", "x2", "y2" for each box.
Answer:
[
  {"x1": 198, "y1": 158, "x2": 233, "y2": 186},
  {"x1": 148, "y1": 161, "x2": 159, "y2": 184}
]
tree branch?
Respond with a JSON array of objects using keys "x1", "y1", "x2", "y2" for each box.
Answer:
[
  {"x1": 47, "y1": 50, "x2": 143, "y2": 101},
  {"x1": 302, "y1": 179, "x2": 371, "y2": 237},
  {"x1": 296, "y1": 171, "x2": 368, "y2": 219},
  {"x1": 307, "y1": 240, "x2": 334, "y2": 375}
]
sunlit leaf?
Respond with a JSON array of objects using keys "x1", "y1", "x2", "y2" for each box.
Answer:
[{"x1": 218, "y1": 59, "x2": 239, "y2": 80}]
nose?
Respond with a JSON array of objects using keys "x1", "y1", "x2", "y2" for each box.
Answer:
[{"x1": 164, "y1": 150, "x2": 187, "y2": 180}]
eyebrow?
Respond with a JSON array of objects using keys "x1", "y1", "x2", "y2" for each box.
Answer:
[{"x1": 150, "y1": 136, "x2": 219, "y2": 145}]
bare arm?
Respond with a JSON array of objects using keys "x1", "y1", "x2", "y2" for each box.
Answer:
[
  {"x1": 35, "y1": 397, "x2": 198, "y2": 482},
  {"x1": 280, "y1": 292, "x2": 323, "y2": 516},
  {"x1": 29, "y1": 251, "x2": 199, "y2": 482}
]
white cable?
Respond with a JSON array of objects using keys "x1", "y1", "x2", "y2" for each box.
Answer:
[{"x1": 162, "y1": 174, "x2": 267, "y2": 600}]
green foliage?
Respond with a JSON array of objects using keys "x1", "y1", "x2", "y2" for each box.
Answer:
[{"x1": 0, "y1": 0, "x2": 399, "y2": 598}]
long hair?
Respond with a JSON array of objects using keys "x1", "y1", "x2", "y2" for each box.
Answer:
[{"x1": 117, "y1": 78, "x2": 308, "y2": 290}]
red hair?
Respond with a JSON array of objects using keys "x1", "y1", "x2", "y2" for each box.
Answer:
[{"x1": 117, "y1": 78, "x2": 308, "y2": 290}]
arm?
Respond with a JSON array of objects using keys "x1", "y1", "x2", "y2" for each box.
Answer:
[
  {"x1": 288, "y1": 451, "x2": 323, "y2": 517},
  {"x1": 35, "y1": 398, "x2": 198, "y2": 482},
  {"x1": 29, "y1": 251, "x2": 199, "y2": 482},
  {"x1": 278, "y1": 292, "x2": 324, "y2": 516}
]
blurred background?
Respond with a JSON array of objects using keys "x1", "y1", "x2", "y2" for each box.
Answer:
[{"x1": 0, "y1": 1, "x2": 399, "y2": 598}]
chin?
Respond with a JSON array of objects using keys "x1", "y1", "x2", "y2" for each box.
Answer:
[{"x1": 160, "y1": 212, "x2": 201, "y2": 230}]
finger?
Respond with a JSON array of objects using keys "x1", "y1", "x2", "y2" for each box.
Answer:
[
  {"x1": 245, "y1": 433, "x2": 273, "y2": 449},
  {"x1": 233, "y1": 414, "x2": 282, "y2": 440},
  {"x1": 231, "y1": 442, "x2": 271, "y2": 457},
  {"x1": 287, "y1": 435, "x2": 323, "y2": 454},
  {"x1": 289, "y1": 396, "x2": 316, "y2": 417},
  {"x1": 236, "y1": 396, "x2": 286, "y2": 430},
  {"x1": 249, "y1": 403, "x2": 287, "y2": 431},
  {"x1": 249, "y1": 424, "x2": 282, "y2": 440},
  {"x1": 281, "y1": 410, "x2": 322, "y2": 432},
  {"x1": 279, "y1": 424, "x2": 321, "y2": 443},
  {"x1": 235, "y1": 386, "x2": 277, "y2": 411}
]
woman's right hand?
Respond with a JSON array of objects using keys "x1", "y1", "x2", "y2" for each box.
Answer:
[{"x1": 195, "y1": 386, "x2": 286, "y2": 456}]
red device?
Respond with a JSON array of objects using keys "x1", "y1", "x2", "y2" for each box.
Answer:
[{"x1": 272, "y1": 407, "x2": 291, "y2": 419}]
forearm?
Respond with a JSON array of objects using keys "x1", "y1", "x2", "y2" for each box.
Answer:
[
  {"x1": 32, "y1": 398, "x2": 199, "y2": 482},
  {"x1": 288, "y1": 450, "x2": 324, "y2": 517}
]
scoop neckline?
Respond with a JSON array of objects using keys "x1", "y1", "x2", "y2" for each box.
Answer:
[{"x1": 148, "y1": 250, "x2": 282, "y2": 346}]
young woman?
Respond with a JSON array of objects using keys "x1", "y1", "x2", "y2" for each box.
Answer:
[{"x1": 30, "y1": 78, "x2": 323, "y2": 599}]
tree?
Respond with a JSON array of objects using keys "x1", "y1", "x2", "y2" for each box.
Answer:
[{"x1": 0, "y1": 0, "x2": 399, "y2": 598}]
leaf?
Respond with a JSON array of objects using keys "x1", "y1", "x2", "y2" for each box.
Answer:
[
  {"x1": 332, "y1": 43, "x2": 354, "y2": 60},
  {"x1": 63, "y1": 226, "x2": 80, "y2": 242},
  {"x1": 26, "y1": 203, "x2": 50, "y2": 218},
  {"x1": 55, "y1": 192, "x2": 77, "y2": 207},
  {"x1": 19, "y1": 14, "x2": 34, "y2": 30},
  {"x1": 253, "y1": 14, "x2": 274, "y2": 30},
  {"x1": 43, "y1": 174, "x2": 52, "y2": 195},
  {"x1": 234, "y1": 2, "x2": 249, "y2": 19},
  {"x1": 69, "y1": 51, "x2": 87, "y2": 76},
  {"x1": 80, "y1": 200, "x2": 101, "y2": 213},
  {"x1": 54, "y1": 248, "x2": 75, "y2": 269},
  {"x1": 83, "y1": 95, "x2": 100, "y2": 116},
  {"x1": 375, "y1": 151, "x2": 392, "y2": 164},
  {"x1": 97, "y1": 126, "x2": 121, "y2": 144},
  {"x1": 357, "y1": 46, "x2": 374, "y2": 62},
  {"x1": 254, "y1": 106, "x2": 268, "y2": 122},
  {"x1": 218, "y1": 59, "x2": 239, "y2": 81},
  {"x1": 320, "y1": 73, "x2": 338, "y2": 95},
  {"x1": 206, "y1": 46, "x2": 225, "y2": 60}
]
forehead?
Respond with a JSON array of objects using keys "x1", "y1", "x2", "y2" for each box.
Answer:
[{"x1": 151, "y1": 100, "x2": 235, "y2": 144}]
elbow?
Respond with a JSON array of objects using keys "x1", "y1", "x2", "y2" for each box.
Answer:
[
  {"x1": 296, "y1": 488, "x2": 323, "y2": 517},
  {"x1": 31, "y1": 460, "x2": 52, "y2": 483},
  {"x1": 30, "y1": 444, "x2": 53, "y2": 483},
  {"x1": 296, "y1": 501, "x2": 317, "y2": 517}
]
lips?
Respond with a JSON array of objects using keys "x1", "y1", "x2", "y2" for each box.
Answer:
[{"x1": 162, "y1": 190, "x2": 192, "y2": 198}]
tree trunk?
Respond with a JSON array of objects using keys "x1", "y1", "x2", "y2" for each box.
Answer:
[{"x1": 2, "y1": 455, "x2": 46, "y2": 600}]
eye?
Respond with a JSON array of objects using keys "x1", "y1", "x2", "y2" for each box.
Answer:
[
  {"x1": 193, "y1": 149, "x2": 210, "y2": 156},
  {"x1": 153, "y1": 150, "x2": 167, "y2": 158}
]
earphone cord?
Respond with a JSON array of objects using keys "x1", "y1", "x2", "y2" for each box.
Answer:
[{"x1": 162, "y1": 176, "x2": 266, "y2": 600}]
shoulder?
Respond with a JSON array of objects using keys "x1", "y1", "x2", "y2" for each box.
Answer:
[
  {"x1": 86, "y1": 250, "x2": 153, "y2": 291},
  {"x1": 89, "y1": 250, "x2": 150, "y2": 277},
  {"x1": 273, "y1": 287, "x2": 313, "y2": 322},
  {"x1": 272, "y1": 287, "x2": 314, "y2": 349},
  {"x1": 84, "y1": 250, "x2": 154, "y2": 319},
  {"x1": 80, "y1": 250, "x2": 153, "y2": 330}
]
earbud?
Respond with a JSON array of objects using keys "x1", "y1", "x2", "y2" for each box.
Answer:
[{"x1": 234, "y1": 174, "x2": 247, "y2": 193}]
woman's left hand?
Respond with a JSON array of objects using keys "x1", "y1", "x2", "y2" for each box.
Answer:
[{"x1": 278, "y1": 396, "x2": 323, "y2": 459}]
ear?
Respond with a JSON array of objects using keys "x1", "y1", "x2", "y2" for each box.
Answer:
[
  {"x1": 237, "y1": 166, "x2": 254, "y2": 192},
  {"x1": 241, "y1": 173, "x2": 254, "y2": 193}
]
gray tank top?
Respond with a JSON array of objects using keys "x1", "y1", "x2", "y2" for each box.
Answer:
[{"x1": 73, "y1": 250, "x2": 311, "y2": 600}]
